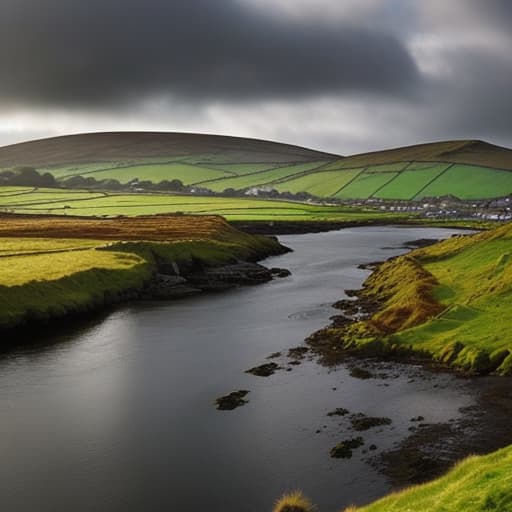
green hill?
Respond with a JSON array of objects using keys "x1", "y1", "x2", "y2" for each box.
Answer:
[
  {"x1": 1, "y1": 134, "x2": 512, "y2": 200},
  {"x1": 0, "y1": 132, "x2": 335, "y2": 191}
]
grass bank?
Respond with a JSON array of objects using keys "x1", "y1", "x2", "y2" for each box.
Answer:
[
  {"x1": 343, "y1": 445, "x2": 512, "y2": 511},
  {"x1": 309, "y1": 222, "x2": 512, "y2": 374},
  {"x1": 279, "y1": 445, "x2": 512, "y2": 511},
  {"x1": 0, "y1": 214, "x2": 286, "y2": 331}
]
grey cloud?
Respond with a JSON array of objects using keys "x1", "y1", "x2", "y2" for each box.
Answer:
[{"x1": 0, "y1": 0, "x2": 419, "y2": 107}]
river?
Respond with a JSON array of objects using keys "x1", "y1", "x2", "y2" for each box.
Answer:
[{"x1": 0, "y1": 226, "x2": 484, "y2": 511}]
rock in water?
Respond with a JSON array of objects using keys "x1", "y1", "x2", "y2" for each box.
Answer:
[
  {"x1": 330, "y1": 437, "x2": 365, "y2": 458},
  {"x1": 215, "y1": 390, "x2": 250, "y2": 410}
]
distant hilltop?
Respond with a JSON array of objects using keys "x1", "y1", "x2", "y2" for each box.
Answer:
[
  {"x1": 0, "y1": 131, "x2": 336, "y2": 167},
  {"x1": 1, "y1": 132, "x2": 512, "y2": 200}
]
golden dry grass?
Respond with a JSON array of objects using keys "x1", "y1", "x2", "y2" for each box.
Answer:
[{"x1": 273, "y1": 491, "x2": 315, "y2": 512}]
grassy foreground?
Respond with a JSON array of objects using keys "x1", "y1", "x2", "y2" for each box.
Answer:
[
  {"x1": 279, "y1": 445, "x2": 512, "y2": 511},
  {"x1": 343, "y1": 445, "x2": 512, "y2": 511},
  {"x1": 0, "y1": 214, "x2": 284, "y2": 330},
  {"x1": 311, "y1": 221, "x2": 512, "y2": 374}
]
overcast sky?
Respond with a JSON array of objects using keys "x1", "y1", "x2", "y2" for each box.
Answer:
[{"x1": 0, "y1": 0, "x2": 511, "y2": 154}]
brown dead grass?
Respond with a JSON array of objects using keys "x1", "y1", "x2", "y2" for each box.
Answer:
[
  {"x1": 0, "y1": 213, "x2": 245, "y2": 242},
  {"x1": 363, "y1": 256, "x2": 444, "y2": 333}
]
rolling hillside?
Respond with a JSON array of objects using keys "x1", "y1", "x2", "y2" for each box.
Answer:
[{"x1": 1, "y1": 134, "x2": 512, "y2": 200}]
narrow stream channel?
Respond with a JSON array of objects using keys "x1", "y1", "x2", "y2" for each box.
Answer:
[{"x1": 0, "y1": 226, "x2": 486, "y2": 512}]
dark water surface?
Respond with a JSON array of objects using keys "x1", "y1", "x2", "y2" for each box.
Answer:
[{"x1": 0, "y1": 227, "x2": 478, "y2": 512}]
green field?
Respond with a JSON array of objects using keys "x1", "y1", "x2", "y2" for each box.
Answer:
[
  {"x1": 334, "y1": 170, "x2": 399, "y2": 199},
  {"x1": 64, "y1": 162, "x2": 234, "y2": 185},
  {"x1": 274, "y1": 169, "x2": 363, "y2": 195},
  {"x1": 418, "y1": 164, "x2": 512, "y2": 199},
  {"x1": 44, "y1": 159, "x2": 512, "y2": 199},
  {"x1": 199, "y1": 161, "x2": 329, "y2": 191},
  {"x1": 0, "y1": 187, "x2": 408, "y2": 222},
  {"x1": 373, "y1": 164, "x2": 450, "y2": 200}
]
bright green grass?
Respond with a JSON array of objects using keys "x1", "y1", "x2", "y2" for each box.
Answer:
[
  {"x1": 62, "y1": 163, "x2": 232, "y2": 185},
  {"x1": 0, "y1": 187, "x2": 408, "y2": 222},
  {"x1": 340, "y1": 223, "x2": 512, "y2": 373},
  {"x1": 0, "y1": 231, "x2": 285, "y2": 330},
  {"x1": 390, "y1": 228, "x2": 512, "y2": 373},
  {"x1": 335, "y1": 171, "x2": 399, "y2": 199},
  {"x1": 347, "y1": 445, "x2": 512, "y2": 512},
  {"x1": 419, "y1": 165, "x2": 512, "y2": 199},
  {"x1": 201, "y1": 161, "x2": 328, "y2": 191},
  {"x1": 374, "y1": 165, "x2": 450, "y2": 200},
  {"x1": 273, "y1": 169, "x2": 362, "y2": 196},
  {"x1": 0, "y1": 244, "x2": 142, "y2": 286}
]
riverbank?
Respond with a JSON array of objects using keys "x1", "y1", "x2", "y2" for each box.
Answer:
[
  {"x1": 307, "y1": 221, "x2": 512, "y2": 375},
  {"x1": 0, "y1": 214, "x2": 288, "y2": 332},
  {"x1": 231, "y1": 218, "x2": 489, "y2": 235},
  {"x1": 272, "y1": 224, "x2": 512, "y2": 511}
]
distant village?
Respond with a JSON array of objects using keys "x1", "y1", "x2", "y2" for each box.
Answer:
[{"x1": 242, "y1": 186, "x2": 512, "y2": 222}]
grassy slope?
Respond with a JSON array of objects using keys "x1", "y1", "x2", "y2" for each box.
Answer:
[
  {"x1": 321, "y1": 222, "x2": 512, "y2": 374},
  {"x1": 344, "y1": 445, "x2": 512, "y2": 512},
  {"x1": 2, "y1": 134, "x2": 512, "y2": 200},
  {"x1": 0, "y1": 214, "x2": 285, "y2": 330}
]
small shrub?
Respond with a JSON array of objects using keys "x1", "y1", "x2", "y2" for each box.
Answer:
[{"x1": 273, "y1": 491, "x2": 315, "y2": 512}]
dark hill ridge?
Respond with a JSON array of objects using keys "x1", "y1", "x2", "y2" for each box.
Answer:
[
  {"x1": 1, "y1": 133, "x2": 511, "y2": 170},
  {"x1": 0, "y1": 132, "x2": 337, "y2": 167},
  {"x1": 337, "y1": 139, "x2": 512, "y2": 171}
]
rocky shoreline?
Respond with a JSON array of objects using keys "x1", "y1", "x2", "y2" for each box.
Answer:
[
  {"x1": 142, "y1": 260, "x2": 290, "y2": 299},
  {"x1": 1, "y1": 244, "x2": 292, "y2": 336}
]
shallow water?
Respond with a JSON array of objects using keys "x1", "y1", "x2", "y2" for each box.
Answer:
[{"x1": 0, "y1": 226, "x2": 477, "y2": 512}]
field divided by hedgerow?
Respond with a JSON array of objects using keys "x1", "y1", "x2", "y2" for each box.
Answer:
[
  {"x1": 334, "y1": 170, "x2": 399, "y2": 199},
  {"x1": 70, "y1": 163, "x2": 234, "y2": 185},
  {"x1": 373, "y1": 164, "x2": 450, "y2": 200},
  {"x1": 199, "y1": 161, "x2": 329, "y2": 191},
  {"x1": 418, "y1": 164, "x2": 512, "y2": 199},
  {"x1": 273, "y1": 169, "x2": 363, "y2": 196},
  {"x1": 0, "y1": 187, "x2": 406, "y2": 222}
]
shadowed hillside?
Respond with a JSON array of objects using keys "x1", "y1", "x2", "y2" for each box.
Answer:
[
  {"x1": 335, "y1": 139, "x2": 512, "y2": 170},
  {"x1": 0, "y1": 132, "x2": 336, "y2": 167}
]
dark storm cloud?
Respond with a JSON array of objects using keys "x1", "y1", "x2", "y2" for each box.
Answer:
[
  {"x1": 0, "y1": 0, "x2": 419, "y2": 107},
  {"x1": 414, "y1": 0, "x2": 512, "y2": 142}
]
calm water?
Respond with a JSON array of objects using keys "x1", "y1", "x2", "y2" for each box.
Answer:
[{"x1": 0, "y1": 226, "x2": 476, "y2": 512}]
